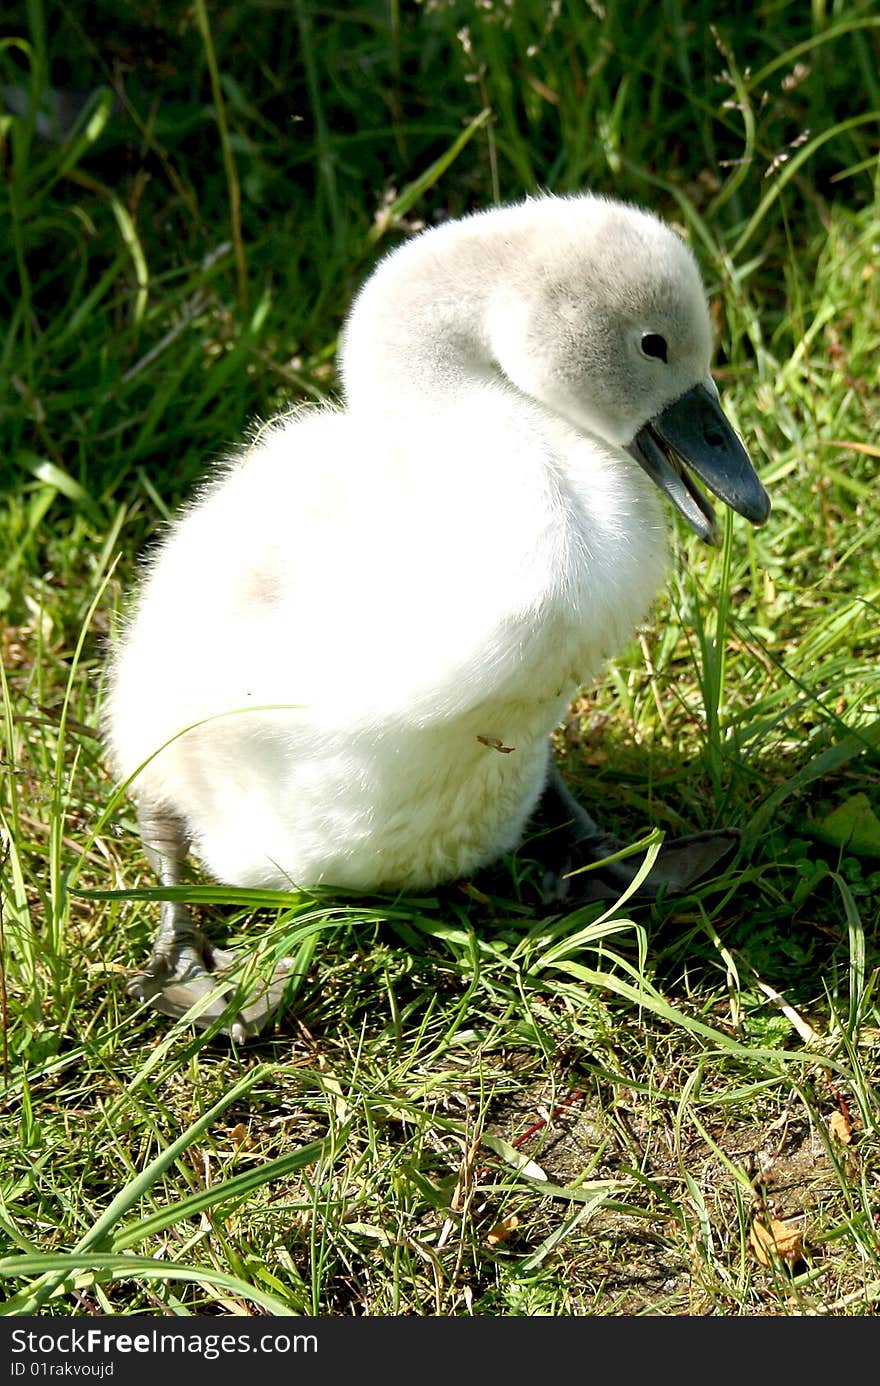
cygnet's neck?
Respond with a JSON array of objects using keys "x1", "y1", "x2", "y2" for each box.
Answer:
[{"x1": 339, "y1": 221, "x2": 505, "y2": 411}]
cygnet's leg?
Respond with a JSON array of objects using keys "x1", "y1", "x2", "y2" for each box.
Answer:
[
  {"x1": 129, "y1": 803, "x2": 293, "y2": 1042},
  {"x1": 537, "y1": 762, "x2": 738, "y2": 905}
]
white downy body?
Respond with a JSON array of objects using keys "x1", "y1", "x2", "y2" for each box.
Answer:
[{"x1": 107, "y1": 194, "x2": 715, "y2": 892}]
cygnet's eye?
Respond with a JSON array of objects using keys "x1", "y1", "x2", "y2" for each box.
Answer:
[{"x1": 640, "y1": 332, "x2": 668, "y2": 363}]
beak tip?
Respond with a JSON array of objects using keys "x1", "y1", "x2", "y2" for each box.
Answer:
[{"x1": 743, "y1": 486, "x2": 772, "y2": 527}]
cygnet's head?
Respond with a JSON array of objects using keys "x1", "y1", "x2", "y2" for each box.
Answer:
[
  {"x1": 488, "y1": 199, "x2": 710, "y2": 442},
  {"x1": 486, "y1": 196, "x2": 769, "y2": 544}
]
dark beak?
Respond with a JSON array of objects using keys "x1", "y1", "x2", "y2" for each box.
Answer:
[{"x1": 625, "y1": 381, "x2": 770, "y2": 547}]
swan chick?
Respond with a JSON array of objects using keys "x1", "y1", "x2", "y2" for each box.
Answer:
[{"x1": 107, "y1": 192, "x2": 770, "y2": 1040}]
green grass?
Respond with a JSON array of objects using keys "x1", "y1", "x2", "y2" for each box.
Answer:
[{"x1": 1, "y1": 0, "x2": 879, "y2": 1316}]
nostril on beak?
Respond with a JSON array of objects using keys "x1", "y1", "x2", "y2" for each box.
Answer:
[{"x1": 705, "y1": 426, "x2": 724, "y2": 447}]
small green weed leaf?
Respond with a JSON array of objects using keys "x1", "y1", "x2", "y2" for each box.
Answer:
[{"x1": 810, "y1": 793, "x2": 880, "y2": 857}]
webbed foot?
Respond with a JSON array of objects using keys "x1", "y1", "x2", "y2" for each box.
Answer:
[
  {"x1": 536, "y1": 762, "x2": 739, "y2": 906},
  {"x1": 542, "y1": 827, "x2": 739, "y2": 905},
  {"x1": 129, "y1": 804, "x2": 293, "y2": 1042},
  {"x1": 129, "y1": 933, "x2": 295, "y2": 1043}
]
